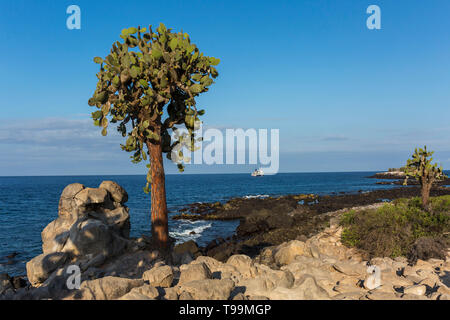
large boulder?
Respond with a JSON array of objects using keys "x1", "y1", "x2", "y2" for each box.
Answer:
[
  {"x1": 74, "y1": 188, "x2": 109, "y2": 207},
  {"x1": 99, "y1": 181, "x2": 128, "y2": 204},
  {"x1": 70, "y1": 276, "x2": 144, "y2": 300},
  {"x1": 172, "y1": 240, "x2": 201, "y2": 265},
  {"x1": 117, "y1": 285, "x2": 159, "y2": 300},
  {"x1": 252, "y1": 263, "x2": 295, "y2": 288},
  {"x1": 226, "y1": 255, "x2": 255, "y2": 278},
  {"x1": 27, "y1": 181, "x2": 131, "y2": 287},
  {"x1": 41, "y1": 217, "x2": 72, "y2": 254},
  {"x1": 177, "y1": 279, "x2": 235, "y2": 300},
  {"x1": 178, "y1": 262, "x2": 212, "y2": 285},
  {"x1": 143, "y1": 265, "x2": 174, "y2": 287},
  {"x1": 26, "y1": 252, "x2": 70, "y2": 286},
  {"x1": 191, "y1": 256, "x2": 224, "y2": 271},
  {"x1": 403, "y1": 284, "x2": 426, "y2": 296},
  {"x1": 58, "y1": 183, "x2": 85, "y2": 218},
  {"x1": 332, "y1": 261, "x2": 366, "y2": 277},
  {"x1": 273, "y1": 240, "x2": 307, "y2": 266},
  {"x1": 63, "y1": 219, "x2": 126, "y2": 257},
  {"x1": 272, "y1": 275, "x2": 330, "y2": 300}
]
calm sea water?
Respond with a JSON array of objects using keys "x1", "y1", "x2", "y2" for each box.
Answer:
[{"x1": 0, "y1": 171, "x2": 441, "y2": 276}]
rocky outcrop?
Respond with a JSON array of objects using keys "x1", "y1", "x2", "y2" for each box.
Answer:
[
  {"x1": 369, "y1": 171, "x2": 407, "y2": 179},
  {"x1": 26, "y1": 252, "x2": 70, "y2": 286},
  {"x1": 26, "y1": 181, "x2": 132, "y2": 288},
  {"x1": 176, "y1": 279, "x2": 235, "y2": 300},
  {"x1": 118, "y1": 285, "x2": 159, "y2": 300},
  {"x1": 68, "y1": 276, "x2": 144, "y2": 300},
  {"x1": 142, "y1": 265, "x2": 174, "y2": 287},
  {"x1": 178, "y1": 262, "x2": 212, "y2": 284}
]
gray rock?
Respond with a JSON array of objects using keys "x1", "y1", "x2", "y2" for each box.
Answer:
[
  {"x1": 177, "y1": 279, "x2": 235, "y2": 300},
  {"x1": 99, "y1": 181, "x2": 128, "y2": 204},
  {"x1": 143, "y1": 265, "x2": 174, "y2": 287},
  {"x1": 172, "y1": 241, "x2": 201, "y2": 265},
  {"x1": 58, "y1": 183, "x2": 85, "y2": 217},
  {"x1": 118, "y1": 285, "x2": 159, "y2": 300},
  {"x1": 332, "y1": 261, "x2": 366, "y2": 277},
  {"x1": 160, "y1": 287, "x2": 179, "y2": 300},
  {"x1": 26, "y1": 252, "x2": 69, "y2": 286},
  {"x1": 273, "y1": 240, "x2": 307, "y2": 266},
  {"x1": 41, "y1": 217, "x2": 73, "y2": 254},
  {"x1": 179, "y1": 291, "x2": 194, "y2": 300},
  {"x1": 87, "y1": 206, "x2": 130, "y2": 238},
  {"x1": 173, "y1": 240, "x2": 200, "y2": 257},
  {"x1": 403, "y1": 284, "x2": 426, "y2": 296},
  {"x1": 70, "y1": 276, "x2": 144, "y2": 300},
  {"x1": 65, "y1": 218, "x2": 128, "y2": 258},
  {"x1": 28, "y1": 181, "x2": 132, "y2": 289},
  {"x1": 179, "y1": 262, "x2": 212, "y2": 285},
  {"x1": 60, "y1": 183, "x2": 85, "y2": 199},
  {"x1": 74, "y1": 188, "x2": 108, "y2": 207},
  {"x1": 226, "y1": 255, "x2": 255, "y2": 277},
  {"x1": 191, "y1": 256, "x2": 223, "y2": 271}
]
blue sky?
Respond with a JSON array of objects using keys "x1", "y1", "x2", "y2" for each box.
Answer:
[{"x1": 0, "y1": 0, "x2": 449, "y2": 175}]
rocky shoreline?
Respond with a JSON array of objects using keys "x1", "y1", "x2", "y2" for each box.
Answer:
[
  {"x1": 368, "y1": 170, "x2": 450, "y2": 186},
  {"x1": 175, "y1": 186, "x2": 450, "y2": 262},
  {"x1": 368, "y1": 171, "x2": 407, "y2": 179},
  {"x1": 0, "y1": 181, "x2": 449, "y2": 300}
]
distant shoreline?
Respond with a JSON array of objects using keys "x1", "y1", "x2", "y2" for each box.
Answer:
[{"x1": 4, "y1": 170, "x2": 450, "y2": 178}]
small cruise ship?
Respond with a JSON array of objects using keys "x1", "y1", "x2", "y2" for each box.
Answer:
[{"x1": 251, "y1": 168, "x2": 264, "y2": 177}]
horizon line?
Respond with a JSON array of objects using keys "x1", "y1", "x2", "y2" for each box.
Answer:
[
  {"x1": 0, "y1": 169, "x2": 396, "y2": 178},
  {"x1": 2, "y1": 169, "x2": 449, "y2": 178}
]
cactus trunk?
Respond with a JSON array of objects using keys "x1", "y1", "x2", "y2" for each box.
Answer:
[
  {"x1": 421, "y1": 181, "x2": 432, "y2": 212},
  {"x1": 147, "y1": 140, "x2": 169, "y2": 248}
]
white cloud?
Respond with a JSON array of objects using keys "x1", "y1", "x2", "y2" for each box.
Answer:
[{"x1": 0, "y1": 117, "x2": 449, "y2": 175}]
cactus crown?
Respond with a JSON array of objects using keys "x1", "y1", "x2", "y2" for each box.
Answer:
[
  {"x1": 89, "y1": 24, "x2": 220, "y2": 192},
  {"x1": 403, "y1": 146, "x2": 447, "y2": 186}
]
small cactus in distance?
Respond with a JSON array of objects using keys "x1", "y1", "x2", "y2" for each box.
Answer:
[{"x1": 403, "y1": 146, "x2": 447, "y2": 211}]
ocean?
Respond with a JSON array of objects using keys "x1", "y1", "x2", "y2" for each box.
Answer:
[{"x1": 0, "y1": 171, "x2": 439, "y2": 276}]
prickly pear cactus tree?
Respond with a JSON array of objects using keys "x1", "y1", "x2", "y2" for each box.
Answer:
[
  {"x1": 88, "y1": 24, "x2": 220, "y2": 248},
  {"x1": 403, "y1": 146, "x2": 447, "y2": 211}
]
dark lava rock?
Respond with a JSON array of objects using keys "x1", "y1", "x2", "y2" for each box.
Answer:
[
  {"x1": 11, "y1": 276, "x2": 27, "y2": 289},
  {"x1": 173, "y1": 240, "x2": 200, "y2": 257},
  {"x1": 205, "y1": 240, "x2": 218, "y2": 252}
]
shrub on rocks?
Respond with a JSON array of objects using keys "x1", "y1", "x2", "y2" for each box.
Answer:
[
  {"x1": 407, "y1": 237, "x2": 448, "y2": 265},
  {"x1": 340, "y1": 196, "x2": 450, "y2": 261}
]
